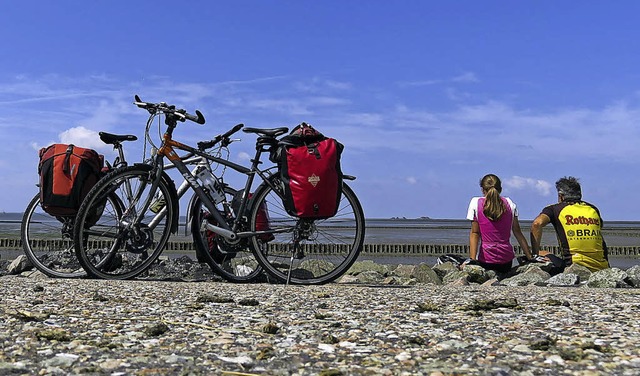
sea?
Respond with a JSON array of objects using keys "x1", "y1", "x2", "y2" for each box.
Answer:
[{"x1": 3, "y1": 213, "x2": 640, "y2": 268}]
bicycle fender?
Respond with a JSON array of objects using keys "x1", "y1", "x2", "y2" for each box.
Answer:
[
  {"x1": 185, "y1": 193, "x2": 198, "y2": 237},
  {"x1": 133, "y1": 163, "x2": 180, "y2": 234}
]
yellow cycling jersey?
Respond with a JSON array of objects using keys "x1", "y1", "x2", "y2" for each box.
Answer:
[{"x1": 541, "y1": 201, "x2": 609, "y2": 271}]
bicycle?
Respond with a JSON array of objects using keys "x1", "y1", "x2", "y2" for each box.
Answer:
[
  {"x1": 20, "y1": 132, "x2": 137, "y2": 278},
  {"x1": 21, "y1": 130, "x2": 258, "y2": 282},
  {"x1": 72, "y1": 95, "x2": 365, "y2": 284}
]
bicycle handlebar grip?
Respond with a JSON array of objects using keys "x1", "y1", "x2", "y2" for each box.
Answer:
[
  {"x1": 223, "y1": 123, "x2": 244, "y2": 138},
  {"x1": 133, "y1": 94, "x2": 149, "y2": 108},
  {"x1": 185, "y1": 110, "x2": 206, "y2": 124}
]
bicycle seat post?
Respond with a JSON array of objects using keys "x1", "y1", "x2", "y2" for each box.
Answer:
[{"x1": 113, "y1": 141, "x2": 127, "y2": 168}]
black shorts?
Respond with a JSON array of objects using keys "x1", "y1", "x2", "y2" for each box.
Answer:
[{"x1": 477, "y1": 260, "x2": 513, "y2": 274}]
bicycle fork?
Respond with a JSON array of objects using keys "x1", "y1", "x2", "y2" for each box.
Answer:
[{"x1": 286, "y1": 219, "x2": 314, "y2": 284}]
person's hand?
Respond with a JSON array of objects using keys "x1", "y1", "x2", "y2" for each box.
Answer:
[
  {"x1": 532, "y1": 255, "x2": 549, "y2": 263},
  {"x1": 459, "y1": 258, "x2": 477, "y2": 269}
]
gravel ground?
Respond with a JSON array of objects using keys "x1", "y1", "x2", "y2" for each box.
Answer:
[{"x1": 2, "y1": 275, "x2": 640, "y2": 375}]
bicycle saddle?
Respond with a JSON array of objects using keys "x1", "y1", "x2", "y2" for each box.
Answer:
[
  {"x1": 242, "y1": 127, "x2": 289, "y2": 138},
  {"x1": 99, "y1": 132, "x2": 138, "y2": 144}
]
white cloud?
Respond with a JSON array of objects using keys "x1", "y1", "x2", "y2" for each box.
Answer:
[
  {"x1": 397, "y1": 79, "x2": 441, "y2": 87},
  {"x1": 59, "y1": 126, "x2": 104, "y2": 150},
  {"x1": 406, "y1": 176, "x2": 418, "y2": 185},
  {"x1": 452, "y1": 72, "x2": 479, "y2": 83},
  {"x1": 236, "y1": 151, "x2": 251, "y2": 162},
  {"x1": 504, "y1": 176, "x2": 553, "y2": 196},
  {"x1": 398, "y1": 72, "x2": 479, "y2": 88}
]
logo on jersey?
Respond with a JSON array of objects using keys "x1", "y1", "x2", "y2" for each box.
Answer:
[{"x1": 564, "y1": 215, "x2": 600, "y2": 226}]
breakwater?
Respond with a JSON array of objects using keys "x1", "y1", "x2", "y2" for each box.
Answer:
[{"x1": 3, "y1": 237, "x2": 640, "y2": 257}]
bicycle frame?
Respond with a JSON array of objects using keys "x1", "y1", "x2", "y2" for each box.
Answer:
[
  {"x1": 135, "y1": 123, "x2": 284, "y2": 244},
  {"x1": 158, "y1": 138, "x2": 281, "y2": 240}
]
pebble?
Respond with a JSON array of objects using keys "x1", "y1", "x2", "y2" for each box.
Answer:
[{"x1": 2, "y1": 275, "x2": 640, "y2": 375}]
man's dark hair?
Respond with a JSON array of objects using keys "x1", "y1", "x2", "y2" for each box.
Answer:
[{"x1": 556, "y1": 176, "x2": 582, "y2": 201}]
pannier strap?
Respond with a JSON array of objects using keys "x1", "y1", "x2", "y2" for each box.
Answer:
[
  {"x1": 307, "y1": 144, "x2": 321, "y2": 159},
  {"x1": 63, "y1": 145, "x2": 74, "y2": 174}
]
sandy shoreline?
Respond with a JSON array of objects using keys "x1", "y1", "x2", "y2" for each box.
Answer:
[{"x1": 2, "y1": 275, "x2": 640, "y2": 375}]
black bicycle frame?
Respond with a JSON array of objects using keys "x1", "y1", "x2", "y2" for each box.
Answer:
[{"x1": 157, "y1": 137, "x2": 282, "y2": 242}]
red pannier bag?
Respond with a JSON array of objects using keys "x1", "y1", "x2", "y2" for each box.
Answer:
[
  {"x1": 38, "y1": 144, "x2": 104, "y2": 217},
  {"x1": 276, "y1": 123, "x2": 343, "y2": 219}
]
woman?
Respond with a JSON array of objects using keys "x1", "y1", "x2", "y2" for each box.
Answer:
[{"x1": 466, "y1": 174, "x2": 532, "y2": 274}]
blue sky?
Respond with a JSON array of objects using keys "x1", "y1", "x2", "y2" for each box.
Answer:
[{"x1": 2, "y1": 1, "x2": 640, "y2": 220}]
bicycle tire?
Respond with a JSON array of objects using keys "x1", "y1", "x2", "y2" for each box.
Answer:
[
  {"x1": 21, "y1": 193, "x2": 124, "y2": 278},
  {"x1": 249, "y1": 177, "x2": 365, "y2": 285},
  {"x1": 73, "y1": 165, "x2": 174, "y2": 280},
  {"x1": 20, "y1": 193, "x2": 84, "y2": 278},
  {"x1": 190, "y1": 187, "x2": 263, "y2": 283}
]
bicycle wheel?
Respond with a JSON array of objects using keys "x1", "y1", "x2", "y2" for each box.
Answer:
[
  {"x1": 73, "y1": 165, "x2": 174, "y2": 279},
  {"x1": 190, "y1": 188, "x2": 263, "y2": 283},
  {"x1": 20, "y1": 194, "x2": 83, "y2": 278},
  {"x1": 249, "y1": 177, "x2": 365, "y2": 285}
]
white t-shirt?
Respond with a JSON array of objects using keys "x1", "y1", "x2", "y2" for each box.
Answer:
[{"x1": 466, "y1": 196, "x2": 518, "y2": 221}]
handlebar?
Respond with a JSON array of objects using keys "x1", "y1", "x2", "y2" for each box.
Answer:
[
  {"x1": 134, "y1": 95, "x2": 205, "y2": 125},
  {"x1": 197, "y1": 123, "x2": 244, "y2": 150}
]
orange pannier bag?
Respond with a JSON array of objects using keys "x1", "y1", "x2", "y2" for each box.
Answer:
[{"x1": 38, "y1": 144, "x2": 104, "y2": 217}]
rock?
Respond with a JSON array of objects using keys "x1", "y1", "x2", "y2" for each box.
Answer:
[
  {"x1": 564, "y1": 263, "x2": 592, "y2": 281},
  {"x1": 346, "y1": 260, "x2": 389, "y2": 276},
  {"x1": 390, "y1": 264, "x2": 415, "y2": 279},
  {"x1": 481, "y1": 278, "x2": 501, "y2": 286},
  {"x1": 501, "y1": 266, "x2": 550, "y2": 286},
  {"x1": 587, "y1": 268, "x2": 631, "y2": 288},
  {"x1": 402, "y1": 278, "x2": 418, "y2": 286},
  {"x1": 626, "y1": 265, "x2": 640, "y2": 287},
  {"x1": 8, "y1": 255, "x2": 32, "y2": 275},
  {"x1": 352, "y1": 270, "x2": 385, "y2": 284},
  {"x1": 381, "y1": 276, "x2": 404, "y2": 285},
  {"x1": 336, "y1": 275, "x2": 359, "y2": 284},
  {"x1": 443, "y1": 270, "x2": 469, "y2": 285},
  {"x1": 413, "y1": 263, "x2": 442, "y2": 285},
  {"x1": 448, "y1": 276, "x2": 470, "y2": 286},
  {"x1": 298, "y1": 259, "x2": 337, "y2": 278},
  {"x1": 432, "y1": 262, "x2": 458, "y2": 280},
  {"x1": 0, "y1": 259, "x2": 9, "y2": 276},
  {"x1": 546, "y1": 273, "x2": 580, "y2": 287},
  {"x1": 145, "y1": 256, "x2": 221, "y2": 282},
  {"x1": 461, "y1": 264, "x2": 490, "y2": 284}
]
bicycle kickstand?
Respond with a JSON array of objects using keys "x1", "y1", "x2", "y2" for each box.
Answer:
[{"x1": 286, "y1": 240, "x2": 304, "y2": 285}]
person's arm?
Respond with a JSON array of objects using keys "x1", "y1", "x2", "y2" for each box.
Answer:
[
  {"x1": 512, "y1": 216, "x2": 532, "y2": 259},
  {"x1": 469, "y1": 220, "x2": 480, "y2": 260},
  {"x1": 530, "y1": 213, "x2": 551, "y2": 255}
]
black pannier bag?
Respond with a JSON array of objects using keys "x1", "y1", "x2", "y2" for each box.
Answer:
[
  {"x1": 273, "y1": 122, "x2": 343, "y2": 219},
  {"x1": 38, "y1": 144, "x2": 104, "y2": 217}
]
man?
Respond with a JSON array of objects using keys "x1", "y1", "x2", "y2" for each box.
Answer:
[{"x1": 530, "y1": 176, "x2": 609, "y2": 272}]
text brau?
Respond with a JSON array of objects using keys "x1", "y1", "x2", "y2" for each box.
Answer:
[{"x1": 566, "y1": 229, "x2": 601, "y2": 238}]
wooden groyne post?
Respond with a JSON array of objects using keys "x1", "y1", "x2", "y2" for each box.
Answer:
[{"x1": 3, "y1": 238, "x2": 640, "y2": 257}]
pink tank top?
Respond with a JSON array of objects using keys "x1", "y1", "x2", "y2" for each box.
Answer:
[{"x1": 476, "y1": 197, "x2": 515, "y2": 264}]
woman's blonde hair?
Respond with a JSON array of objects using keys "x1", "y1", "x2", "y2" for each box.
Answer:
[{"x1": 480, "y1": 174, "x2": 505, "y2": 221}]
